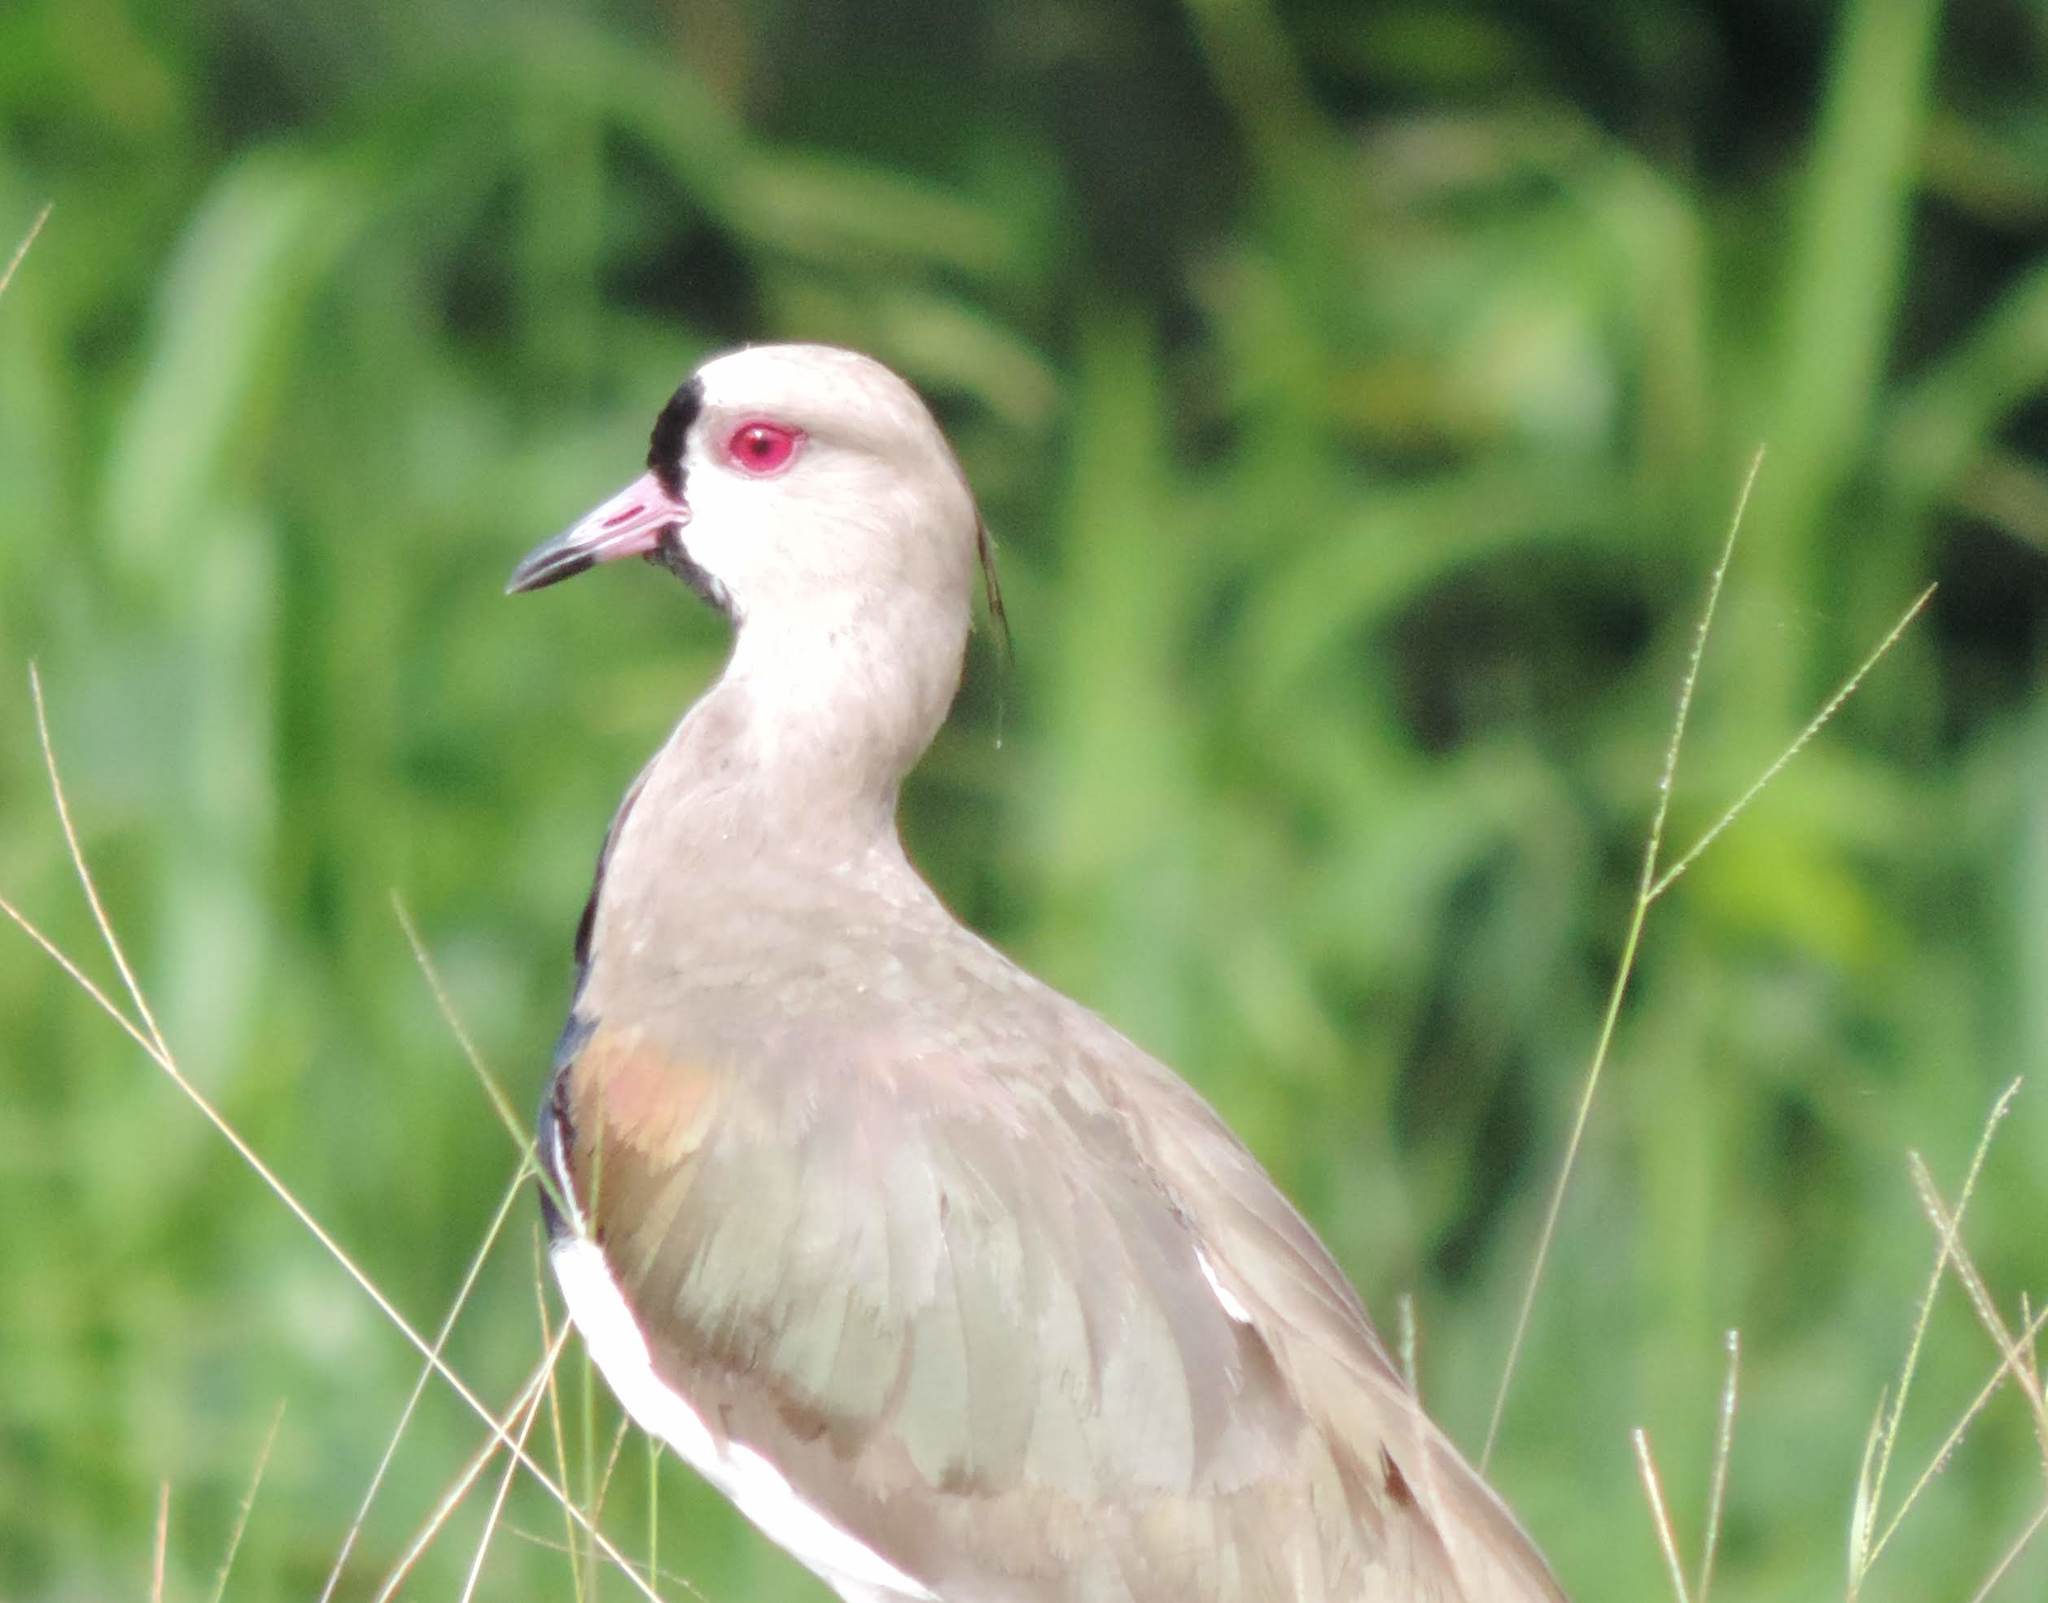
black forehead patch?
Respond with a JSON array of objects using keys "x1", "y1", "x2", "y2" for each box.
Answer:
[{"x1": 646, "y1": 376, "x2": 704, "y2": 497}]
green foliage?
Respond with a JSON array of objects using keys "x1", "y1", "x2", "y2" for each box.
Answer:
[{"x1": 2, "y1": 1, "x2": 2045, "y2": 1598}]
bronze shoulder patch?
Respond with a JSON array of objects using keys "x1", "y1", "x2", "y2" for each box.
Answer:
[{"x1": 570, "y1": 1024, "x2": 724, "y2": 1167}]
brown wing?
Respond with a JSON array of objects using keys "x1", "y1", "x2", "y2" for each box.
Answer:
[{"x1": 551, "y1": 1003, "x2": 1565, "y2": 1603}]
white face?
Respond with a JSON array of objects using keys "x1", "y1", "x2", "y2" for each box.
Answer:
[
  {"x1": 677, "y1": 346, "x2": 981, "y2": 626},
  {"x1": 509, "y1": 344, "x2": 981, "y2": 634}
]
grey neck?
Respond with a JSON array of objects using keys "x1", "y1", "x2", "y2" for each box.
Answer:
[{"x1": 639, "y1": 593, "x2": 969, "y2": 865}]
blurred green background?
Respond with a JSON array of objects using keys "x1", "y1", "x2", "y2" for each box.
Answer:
[{"x1": 4, "y1": 0, "x2": 2047, "y2": 1598}]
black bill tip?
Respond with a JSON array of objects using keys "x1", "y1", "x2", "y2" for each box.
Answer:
[{"x1": 505, "y1": 543, "x2": 596, "y2": 596}]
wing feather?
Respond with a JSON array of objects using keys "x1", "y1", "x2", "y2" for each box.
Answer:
[{"x1": 551, "y1": 998, "x2": 1564, "y2": 1602}]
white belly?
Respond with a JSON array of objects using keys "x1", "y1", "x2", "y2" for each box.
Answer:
[{"x1": 549, "y1": 1235, "x2": 936, "y2": 1603}]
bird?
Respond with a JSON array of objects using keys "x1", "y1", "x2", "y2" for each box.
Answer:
[{"x1": 507, "y1": 343, "x2": 1569, "y2": 1603}]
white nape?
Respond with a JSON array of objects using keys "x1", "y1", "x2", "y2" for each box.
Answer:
[
  {"x1": 1197, "y1": 1249, "x2": 1253, "y2": 1325},
  {"x1": 549, "y1": 1236, "x2": 936, "y2": 1603}
]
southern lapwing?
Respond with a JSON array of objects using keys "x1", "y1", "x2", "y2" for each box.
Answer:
[{"x1": 507, "y1": 344, "x2": 1570, "y2": 1602}]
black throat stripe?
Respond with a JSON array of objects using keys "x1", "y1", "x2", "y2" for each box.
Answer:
[{"x1": 646, "y1": 376, "x2": 704, "y2": 498}]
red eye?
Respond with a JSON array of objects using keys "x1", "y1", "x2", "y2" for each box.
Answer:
[{"x1": 725, "y1": 420, "x2": 803, "y2": 475}]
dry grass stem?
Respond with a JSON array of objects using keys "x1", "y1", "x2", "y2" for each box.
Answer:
[
  {"x1": 1861, "y1": 1079, "x2": 2020, "y2": 1548},
  {"x1": 207, "y1": 1403, "x2": 285, "y2": 1603},
  {"x1": 533, "y1": 1232, "x2": 590, "y2": 1603},
  {"x1": 1697, "y1": 1329, "x2": 1740, "y2": 1603},
  {"x1": 582, "y1": 1355, "x2": 602, "y2": 1601},
  {"x1": 30, "y1": 667, "x2": 171, "y2": 1059},
  {"x1": 2021, "y1": 1293, "x2": 2043, "y2": 1401},
  {"x1": 1486, "y1": 450, "x2": 1936, "y2": 1467},
  {"x1": 1853, "y1": 1079, "x2": 2022, "y2": 1588},
  {"x1": 392, "y1": 896, "x2": 561, "y2": 1209},
  {"x1": 0, "y1": 670, "x2": 665, "y2": 1603},
  {"x1": 320, "y1": 1168, "x2": 531, "y2": 1603},
  {"x1": 370, "y1": 1338, "x2": 568, "y2": 1603},
  {"x1": 1848, "y1": 1396, "x2": 1888, "y2": 1593},
  {"x1": 459, "y1": 1349, "x2": 558, "y2": 1603},
  {"x1": 1484, "y1": 451, "x2": 1756, "y2": 1467},
  {"x1": 580, "y1": 1146, "x2": 607, "y2": 1599},
  {"x1": 648, "y1": 1437, "x2": 665, "y2": 1595},
  {"x1": 594, "y1": 1415, "x2": 637, "y2": 1531},
  {"x1": 1864, "y1": 1299, "x2": 2048, "y2": 1578},
  {"x1": 1632, "y1": 1427, "x2": 1693, "y2": 1603},
  {"x1": 0, "y1": 885, "x2": 165, "y2": 1067},
  {"x1": 1909, "y1": 1155, "x2": 2048, "y2": 1457},
  {"x1": 1646, "y1": 582, "x2": 1939, "y2": 903},
  {"x1": 1968, "y1": 1500, "x2": 2048, "y2": 1603},
  {"x1": 1397, "y1": 1292, "x2": 1419, "y2": 1398},
  {"x1": 1626, "y1": 1339, "x2": 1739, "y2": 1603},
  {"x1": 1403, "y1": 1332, "x2": 1468, "y2": 1595},
  {"x1": 152, "y1": 1481, "x2": 170, "y2": 1603},
  {"x1": 500, "y1": 1522, "x2": 717, "y2": 1600},
  {"x1": 0, "y1": 201, "x2": 51, "y2": 299},
  {"x1": 1850, "y1": 1082, "x2": 2036, "y2": 1593}
]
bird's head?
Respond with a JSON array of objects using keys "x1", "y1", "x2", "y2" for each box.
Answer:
[{"x1": 508, "y1": 344, "x2": 988, "y2": 637}]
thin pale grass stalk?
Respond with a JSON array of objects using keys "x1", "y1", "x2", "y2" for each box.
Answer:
[
  {"x1": 547, "y1": 1408, "x2": 639, "y2": 1603},
  {"x1": 1486, "y1": 455, "x2": 1937, "y2": 1467},
  {"x1": 0, "y1": 676, "x2": 666, "y2": 1603},
  {"x1": 1397, "y1": 1291, "x2": 1419, "y2": 1397},
  {"x1": 1849, "y1": 1077, "x2": 2023, "y2": 1590},
  {"x1": 1863, "y1": 1299, "x2": 2048, "y2": 1577},
  {"x1": 1909, "y1": 1156, "x2": 2048, "y2": 1455},
  {"x1": 1402, "y1": 1327, "x2": 1473, "y2": 1596},
  {"x1": 1968, "y1": 1500, "x2": 2048, "y2": 1603},
  {"x1": 30, "y1": 667, "x2": 171, "y2": 1060},
  {"x1": 371, "y1": 1338, "x2": 566, "y2": 1603},
  {"x1": 207, "y1": 1402, "x2": 285, "y2": 1603},
  {"x1": 402, "y1": 868, "x2": 593, "y2": 1602},
  {"x1": 319, "y1": 1167, "x2": 531, "y2": 1603},
  {"x1": 594, "y1": 1415, "x2": 637, "y2": 1530},
  {"x1": 533, "y1": 1230, "x2": 590, "y2": 1603},
  {"x1": 648, "y1": 1438, "x2": 664, "y2": 1596},
  {"x1": 0, "y1": 895, "x2": 660, "y2": 1603},
  {"x1": 393, "y1": 899, "x2": 653, "y2": 1600},
  {"x1": 1848, "y1": 1397, "x2": 1889, "y2": 1594},
  {"x1": 458, "y1": 1347, "x2": 556, "y2": 1603},
  {"x1": 579, "y1": 1133, "x2": 611, "y2": 1601},
  {"x1": 525, "y1": 1230, "x2": 675, "y2": 1603},
  {"x1": 0, "y1": 893, "x2": 160, "y2": 1060},
  {"x1": 1697, "y1": 1329, "x2": 1739, "y2": 1603},
  {"x1": 1483, "y1": 452, "x2": 1759, "y2": 1466},
  {"x1": 152, "y1": 1482, "x2": 170, "y2": 1603},
  {"x1": 1646, "y1": 582, "x2": 1938, "y2": 903},
  {"x1": 2021, "y1": 1293, "x2": 2043, "y2": 1399},
  {"x1": 583, "y1": 1350, "x2": 602, "y2": 1601},
  {"x1": 500, "y1": 1521, "x2": 717, "y2": 1600},
  {"x1": 1632, "y1": 1427, "x2": 1693, "y2": 1603},
  {"x1": 0, "y1": 201, "x2": 51, "y2": 299},
  {"x1": 581, "y1": 1424, "x2": 692, "y2": 1596},
  {"x1": 392, "y1": 896, "x2": 573, "y2": 1222}
]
